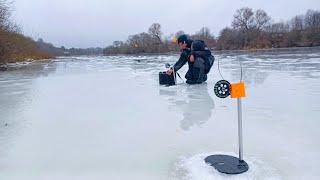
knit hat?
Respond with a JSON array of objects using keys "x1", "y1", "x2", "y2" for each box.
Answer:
[{"x1": 177, "y1": 34, "x2": 188, "y2": 44}]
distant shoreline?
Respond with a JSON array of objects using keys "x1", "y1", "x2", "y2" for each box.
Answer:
[
  {"x1": 1, "y1": 46, "x2": 319, "y2": 71},
  {"x1": 103, "y1": 46, "x2": 320, "y2": 56},
  {"x1": 212, "y1": 46, "x2": 320, "y2": 54}
]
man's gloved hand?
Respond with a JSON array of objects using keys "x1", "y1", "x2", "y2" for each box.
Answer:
[
  {"x1": 189, "y1": 55, "x2": 195, "y2": 62},
  {"x1": 166, "y1": 68, "x2": 173, "y2": 75}
]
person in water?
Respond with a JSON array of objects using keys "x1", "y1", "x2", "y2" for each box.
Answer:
[{"x1": 166, "y1": 34, "x2": 214, "y2": 84}]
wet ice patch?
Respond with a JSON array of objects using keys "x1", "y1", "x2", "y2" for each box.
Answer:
[{"x1": 170, "y1": 152, "x2": 281, "y2": 180}]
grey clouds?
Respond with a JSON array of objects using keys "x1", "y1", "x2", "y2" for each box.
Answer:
[{"x1": 13, "y1": 0, "x2": 320, "y2": 48}]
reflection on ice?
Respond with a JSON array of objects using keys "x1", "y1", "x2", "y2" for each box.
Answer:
[{"x1": 159, "y1": 84, "x2": 215, "y2": 131}]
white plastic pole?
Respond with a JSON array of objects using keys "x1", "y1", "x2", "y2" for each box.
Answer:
[{"x1": 237, "y1": 98, "x2": 244, "y2": 161}]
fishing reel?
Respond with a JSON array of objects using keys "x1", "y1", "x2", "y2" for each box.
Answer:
[{"x1": 214, "y1": 80, "x2": 231, "y2": 98}]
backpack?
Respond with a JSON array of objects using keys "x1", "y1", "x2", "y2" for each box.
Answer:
[
  {"x1": 191, "y1": 40, "x2": 206, "y2": 51},
  {"x1": 191, "y1": 40, "x2": 215, "y2": 74},
  {"x1": 204, "y1": 55, "x2": 215, "y2": 74}
]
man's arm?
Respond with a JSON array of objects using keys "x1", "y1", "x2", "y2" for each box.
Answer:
[{"x1": 173, "y1": 51, "x2": 188, "y2": 72}]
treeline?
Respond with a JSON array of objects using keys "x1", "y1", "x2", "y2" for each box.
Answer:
[
  {"x1": 104, "y1": 8, "x2": 320, "y2": 55},
  {"x1": 0, "y1": 0, "x2": 51, "y2": 64},
  {"x1": 217, "y1": 8, "x2": 320, "y2": 50},
  {"x1": 103, "y1": 24, "x2": 216, "y2": 55},
  {"x1": 36, "y1": 38, "x2": 104, "y2": 56}
]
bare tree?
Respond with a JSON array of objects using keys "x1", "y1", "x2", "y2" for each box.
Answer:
[
  {"x1": 198, "y1": 27, "x2": 212, "y2": 39},
  {"x1": 254, "y1": 9, "x2": 271, "y2": 31},
  {"x1": 148, "y1": 23, "x2": 162, "y2": 44},
  {"x1": 112, "y1": 41, "x2": 124, "y2": 48},
  {"x1": 232, "y1": 7, "x2": 255, "y2": 47},
  {"x1": 290, "y1": 15, "x2": 304, "y2": 31},
  {"x1": 265, "y1": 22, "x2": 290, "y2": 47},
  {"x1": 232, "y1": 7, "x2": 254, "y2": 30},
  {"x1": 0, "y1": 0, "x2": 10, "y2": 30},
  {"x1": 233, "y1": 8, "x2": 271, "y2": 31},
  {"x1": 266, "y1": 22, "x2": 290, "y2": 33},
  {"x1": 303, "y1": 10, "x2": 320, "y2": 45},
  {"x1": 305, "y1": 10, "x2": 320, "y2": 29},
  {"x1": 0, "y1": 0, "x2": 19, "y2": 33},
  {"x1": 192, "y1": 27, "x2": 216, "y2": 48}
]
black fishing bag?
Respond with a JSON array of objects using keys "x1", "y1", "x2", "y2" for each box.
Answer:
[{"x1": 159, "y1": 72, "x2": 176, "y2": 86}]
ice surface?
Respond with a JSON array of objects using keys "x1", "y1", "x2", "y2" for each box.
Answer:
[{"x1": 0, "y1": 49, "x2": 320, "y2": 179}]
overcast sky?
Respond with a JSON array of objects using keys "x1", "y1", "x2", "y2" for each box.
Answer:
[{"x1": 12, "y1": 0, "x2": 320, "y2": 48}]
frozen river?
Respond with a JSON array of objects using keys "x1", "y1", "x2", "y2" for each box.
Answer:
[{"x1": 0, "y1": 48, "x2": 320, "y2": 179}]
